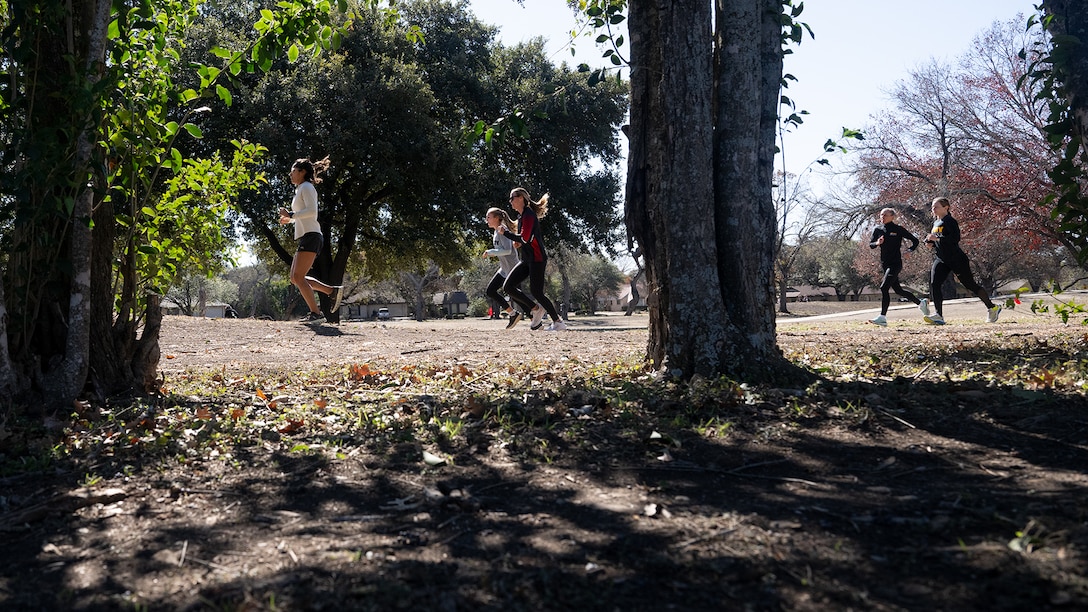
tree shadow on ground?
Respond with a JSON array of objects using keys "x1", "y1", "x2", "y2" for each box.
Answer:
[{"x1": 1, "y1": 376, "x2": 1086, "y2": 610}]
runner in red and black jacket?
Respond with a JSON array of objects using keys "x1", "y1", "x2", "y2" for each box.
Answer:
[{"x1": 500, "y1": 187, "x2": 565, "y2": 331}]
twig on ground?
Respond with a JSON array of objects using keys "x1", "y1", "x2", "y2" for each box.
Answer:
[{"x1": 877, "y1": 408, "x2": 917, "y2": 429}]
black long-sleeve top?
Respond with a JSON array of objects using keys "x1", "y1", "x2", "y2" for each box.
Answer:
[
  {"x1": 869, "y1": 222, "x2": 919, "y2": 267},
  {"x1": 926, "y1": 213, "x2": 967, "y2": 264}
]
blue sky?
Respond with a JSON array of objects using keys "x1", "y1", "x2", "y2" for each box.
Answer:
[{"x1": 467, "y1": 0, "x2": 1037, "y2": 178}]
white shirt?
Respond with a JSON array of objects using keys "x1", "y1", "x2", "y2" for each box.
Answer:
[{"x1": 289, "y1": 181, "x2": 321, "y2": 239}]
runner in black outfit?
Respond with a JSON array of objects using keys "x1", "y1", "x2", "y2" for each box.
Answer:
[
  {"x1": 868, "y1": 207, "x2": 928, "y2": 326},
  {"x1": 922, "y1": 197, "x2": 1002, "y2": 325}
]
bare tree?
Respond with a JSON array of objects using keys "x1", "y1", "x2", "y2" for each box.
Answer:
[
  {"x1": 399, "y1": 264, "x2": 443, "y2": 322},
  {"x1": 773, "y1": 172, "x2": 828, "y2": 313}
]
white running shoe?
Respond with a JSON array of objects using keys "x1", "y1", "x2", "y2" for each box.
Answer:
[
  {"x1": 987, "y1": 305, "x2": 1002, "y2": 323},
  {"x1": 530, "y1": 305, "x2": 546, "y2": 330},
  {"x1": 924, "y1": 314, "x2": 945, "y2": 325},
  {"x1": 330, "y1": 286, "x2": 343, "y2": 315},
  {"x1": 918, "y1": 298, "x2": 930, "y2": 318},
  {"x1": 869, "y1": 314, "x2": 887, "y2": 327},
  {"x1": 547, "y1": 320, "x2": 567, "y2": 331}
]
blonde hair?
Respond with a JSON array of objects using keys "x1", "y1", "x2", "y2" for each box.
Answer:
[
  {"x1": 486, "y1": 207, "x2": 516, "y2": 232},
  {"x1": 510, "y1": 187, "x2": 550, "y2": 219},
  {"x1": 932, "y1": 197, "x2": 950, "y2": 209},
  {"x1": 879, "y1": 207, "x2": 896, "y2": 218}
]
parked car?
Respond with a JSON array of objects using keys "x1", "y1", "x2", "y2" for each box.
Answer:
[{"x1": 377, "y1": 307, "x2": 390, "y2": 320}]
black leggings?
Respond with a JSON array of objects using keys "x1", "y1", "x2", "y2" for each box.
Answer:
[
  {"x1": 931, "y1": 257, "x2": 994, "y2": 316},
  {"x1": 879, "y1": 263, "x2": 919, "y2": 315},
  {"x1": 486, "y1": 270, "x2": 511, "y2": 312},
  {"x1": 503, "y1": 260, "x2": 560, "y2": 321}
]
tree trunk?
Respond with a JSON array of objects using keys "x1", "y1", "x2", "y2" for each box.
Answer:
[
  {"x1": 713, "y1": 0, "x2": 784, "y2": 375},
  {"x1": 627, "y1": 0, "x2": 730, "y2": 378},
  {"x1": 626, "y1": 0, "x2": 795, "y2": 381},
  {"x1": 0, "y1": 280, "x2": 17, "y2": 398},
  {"x1": 33, "y1": 0, "x2": 112, "y2": 408},
  {"x1": 624, "y1": 265, "x2": 643, "y2": 316},
  {"x1": 1043, "y1": 1, "x2": 1088, "y2": 162}
]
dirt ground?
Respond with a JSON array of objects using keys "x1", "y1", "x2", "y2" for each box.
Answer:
[{"x1": 2, "y1": 304, "x2": 1087, "y2": 611}]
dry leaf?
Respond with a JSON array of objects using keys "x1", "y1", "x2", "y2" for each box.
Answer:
[
  {"x1": 278, "y1": 419, "x2": 304, "y2": 434},
  {"x1": 314, "y1": 398, "x2": 328, "y2": 409},
  {"x1": 463, "y1": 396, "x2": 485, "y2": 417},
  {"x1": 256, "y1": 388, "x2": 268, "y2": 401},
  {"x1": 230, "y1": 408, "x2": 245, "y2": 420},
  {"x1": 351, "y1": 363, "x2": 375, "y2": 380},
  {"x1": 196, "y1": 407, "x2": 213, "y2": 420}
]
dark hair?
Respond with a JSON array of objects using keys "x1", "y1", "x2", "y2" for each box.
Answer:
[{"x1": 292, "y1": 156, "x2": 331, "y2": 184}]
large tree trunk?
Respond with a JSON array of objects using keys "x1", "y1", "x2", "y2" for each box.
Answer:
[
  {"x1": 1043, "y1": 1, "x2": 1088, "y2": 163},
  {"x1": 51, "y1": 0, "x2": 113, "y2": 404},
  {"x1": 713, "y1": 0, "x2": 783, "y2": 373},
  {"x1": 0, "y1": 280, "x2": 16, "y2": 398},
  {"x1": 627, "y1": 0, "x2": 730, "y2": 378},
  {"x1": 626, "y1": 0, "x2": 793, "y2": 381},
  {"x1": 624, "y1": 265, "x2": 643, "y2": 316}
]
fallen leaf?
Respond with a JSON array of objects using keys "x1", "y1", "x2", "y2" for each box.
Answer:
[
  {"x1": 314, "y1": 398, "x2": 327, "y2": 409},
  {"x1": 256, "y1": 388, "x2": 268, "y2": 401},
  {"x1": 278, "y1": 419, "x2": 304, "y2": 434},
  {"x1": 230, "y1": 408, "x2": 245, "y2": 420},
  {"x1": 351, "y1": 363, "x2": 375, "y2": 380},
  {"x1": 196, "y1": 407, "x2": 213, "y2": 420},
  {"x1": 463, "y1": 395, "x2": 486, "y2": 417}
]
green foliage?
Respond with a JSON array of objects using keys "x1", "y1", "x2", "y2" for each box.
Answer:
[
  {"x1": 1021, "y1": 5, "x2": 1088, "y2": 261},
  {"x1": 1, "y1": 0, "x2": 387, "y2": 400},
  {"x1": 560, "y1": 249, "x2": 625, "y2": 313},
  {"x1": 140, "y1": 142, "x2": 267, "y2": 295},
  {"x1": 1030, "y1": 288, "x2": 1088, "y2": 324},
  {"x1": 191, "y1": 0, "x2": 627, "y2": 283},
  {"x1": 575, "y1": 0, "x2": 628, "y2": 86}
]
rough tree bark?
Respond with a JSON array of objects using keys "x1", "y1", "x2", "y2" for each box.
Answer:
[
  {"x1": 0, "y1": 281, "x2": 15, "y2": 398},
  {"x1": 626, "y1": 0, "x2": 795, "y2": 381},
  {"x1": 49, "y1": 0, "x2": 111, "y2": 405},
  {"x1": 1043, "y1": 1, "x2": 1088, "y2": 161}
]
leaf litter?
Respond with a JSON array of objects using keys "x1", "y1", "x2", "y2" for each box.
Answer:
[{"x1": 0, "y1": 314, "x2": 1087, "y2": 610}]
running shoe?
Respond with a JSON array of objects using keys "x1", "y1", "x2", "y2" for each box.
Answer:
[
  {"x1": 304, "y1": 275, "x2": 341, "y2": 286},
  {"x1": 918, "y1": 298, "x2": 930, "y2": 318},
  {"x1": 869, "y1": 314, "x2": 887, "y2": 327},
  {"x1": 530, "y1": 305, "x2": 546, "y2": 330},
  {"x1": 987, "y1": 305, "x2": 1002, "y2": 323},
  {"x1": 923, "y1": 314, "x2": 945, "y2": 325},
  {"x1": 330, "y1": 286, "x2": 343, "y2": 315},
  {"x1": 505, "y1": 310, "x2": 522, "y2": 329},
  {"x1": 300, "y1": 311, "x2": 325, "y2": 324},
  {"x1": 546, "y1": 320, "x2": 567, "y2": 331}
]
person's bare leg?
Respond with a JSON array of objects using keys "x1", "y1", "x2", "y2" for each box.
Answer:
[
  {"x1": 304, "y1": 275, "x2": 338, "y2": 296},
  {"x1": 291, "y1": 251, "x2": 321, "y2": 314}
]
